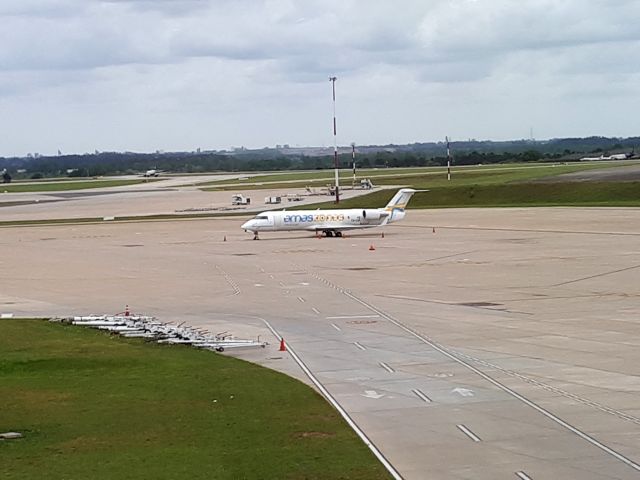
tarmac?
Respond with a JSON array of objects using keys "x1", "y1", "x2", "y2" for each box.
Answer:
[{"x1": 1, "y1": 192, "x2": 639, "y2": 479}]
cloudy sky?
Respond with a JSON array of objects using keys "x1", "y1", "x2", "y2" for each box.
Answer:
[{"x1": 1, "y1": 0, "x2": 639, "y2": 156}]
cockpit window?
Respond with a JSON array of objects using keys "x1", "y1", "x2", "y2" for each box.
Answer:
[{"x1": 255, "y1": 215, "x2": 269, "y2": 220}]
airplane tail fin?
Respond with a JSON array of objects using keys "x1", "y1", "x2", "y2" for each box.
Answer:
[{"x1": 383, "y1": 188, "x2": 426, "y2": 211}]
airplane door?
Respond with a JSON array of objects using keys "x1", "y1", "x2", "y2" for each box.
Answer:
[{"x1": 266, "y1": 214, "x2": 276, "y2": 230}]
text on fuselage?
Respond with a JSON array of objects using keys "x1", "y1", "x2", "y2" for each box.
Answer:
[{"x1": 283, "y1": 213, "x2": 346, "y2": 223}]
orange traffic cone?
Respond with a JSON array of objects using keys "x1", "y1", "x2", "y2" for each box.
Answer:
[
  {"x1": 369, "y1": 244, "x2": 376, "y2": 251},
  {"x1": 279, "y1": 338, "x2": 286, "y2": 351}
]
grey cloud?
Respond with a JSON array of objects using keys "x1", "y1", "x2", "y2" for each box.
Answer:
[
  {"x1": 103, "y1": 0, "x2": 211, "y2": 15},
  {"x1": 1, "y1": 0, "x2": 640, "y2": 155},
  {"x1": 416, "y1": 0, "x2": 640, "y2": 61}
]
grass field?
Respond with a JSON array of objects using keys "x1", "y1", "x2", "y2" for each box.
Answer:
[
  {"x1": 1, "y1": 179, "x2": 158, "y2": 193},
  {"x1": 295, "y1": 182, "x2": 640, "y2": 209},
  {"x1": 0, "y1": 320, "x2": 390, "y2": 480},
  {"x1": 201, "y1": 162, "x2": 634, "y2": 192},
  {"x1": 12, "y1": 177, "x2": 99, "y2": 183},
  {"x1": 195, "y1": 166, "x2": 447, "y2": 187}
]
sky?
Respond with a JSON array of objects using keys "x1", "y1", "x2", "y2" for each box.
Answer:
[{"x1": 1, "y1": 0, "x2": 639, "y2": 156}]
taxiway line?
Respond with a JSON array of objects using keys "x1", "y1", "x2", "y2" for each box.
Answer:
[
  {"x1": 343, "y1": 290, "x2": 640, "y2": 473},
  {"x1": 259, "y1": 318, "x2": 403, "y2": 480},
  {"x1": 379, "y1": 362, "x2": 395, "y2": 373},
  {"x1": 456, "y1": 424, "x2": 481, "y2": 442},
  {"x1": 411, "y1": 389, "x2": 432, "y2": 403}
]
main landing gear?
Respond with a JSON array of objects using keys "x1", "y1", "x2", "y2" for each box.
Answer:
[
  {"x1": 321, "y1": 230, "x2": 342, "y2": 238},
  {"x1": 252, "y1": 232, "x2": 260, "y2": 240}
]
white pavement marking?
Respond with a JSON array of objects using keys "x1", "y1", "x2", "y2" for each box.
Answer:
[
  {"x1": 354, "y1": 342, "x2": 366, "y2": 351},
  {"x1": 297, "y1": 296, "x2": 305, "y2": 303},
  {"x1": 215, "y1": 265, "x2": 240, "y2": 295},
  {"x1": 311, "y1": 307, "x2": 320, "y2": 315},
  {"x1": 453, "y1": 349, "x2": 640, "y2": 426},
  {"x1": 361, "y1": 390, "x2": 385, "y2": 399},
  {"x1": 457, "y1": 424, "x2": 481, "y2": 442},
  {"x1": 516, "y1": 471, "x2": 533, "y2": 480},
  {"x1": 259, "y1": 318, "x2": 403, "y2": 480},
  {"x1": 279, "y1": 281, "x2": 284, "y2": 286},
  {"x1": 330, "y1": 323, "x2": 342, "y2": 332},
  {"x1": 411, "y1": 389, "x2": 432, "y2": 403},
  {"x1": 379, "y1": 362, "x2": 395, "y2": 373},
  {"x1": 326, "y1": 314, "x2": 380, "y2": 320},
  {"x1": 451, "y1": 387, "x2": 475, "y2": 397},
  {"x1": 342, "y1": 290, "x2": 640, "y2": 473},
  {"x1": 269, "y1": 274, "x2": 274, "y2": 279}
]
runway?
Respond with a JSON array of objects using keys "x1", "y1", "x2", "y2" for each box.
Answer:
[{"x1": 1, "y1": 207, "x2": 639, "y2": 479}]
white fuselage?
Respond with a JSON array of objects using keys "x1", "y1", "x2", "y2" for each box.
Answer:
[
  {"x1": 240, "y1": 188, "x2": 422, "y2": 238},
  {"x1": 242, "y1": 208, "x2": 404, "y2": 232},
  {"x1": 241, "y1": 208, "x2": 404, "y2": 234}
]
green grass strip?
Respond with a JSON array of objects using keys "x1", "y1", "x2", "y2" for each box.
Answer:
[
  {"x1": 201, "y1": 163, "x2": 632, "y2": 192},
  {"x1": 0, "y1": 212, "x2": 250, "y2": 228},
  {"x1": 0, "y1": 319, "x2": 391, "y2": 480},
  {"x1": 294, "y1": 182, "x2": 640, "y2": 209},
  {"x1": 0, "y1": 179, "x2": 159, "y2": 193}
]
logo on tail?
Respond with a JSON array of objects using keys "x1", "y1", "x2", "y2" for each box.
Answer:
[{"x1": 384, "y1": 188, "x2": 425, "y2": 212}]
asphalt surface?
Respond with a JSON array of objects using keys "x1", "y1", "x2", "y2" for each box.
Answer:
[{"x1": 2, "y1": 203, "x2": 640, "y2": 479}]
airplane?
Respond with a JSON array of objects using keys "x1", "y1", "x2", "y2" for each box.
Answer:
[
  {"x1": 241, "y1": 188, "x2": 425, "y2": 239},
  {"x1": 580, "y1": 149, "x2": 635, "y2": 161},
  {"x1": 143, "y1": 168, "x2": 161, "y2": 177}
]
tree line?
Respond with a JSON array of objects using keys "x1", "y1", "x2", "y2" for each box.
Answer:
[{"x1": 0, "y1": 136, "x2": 637, "y2": 179}]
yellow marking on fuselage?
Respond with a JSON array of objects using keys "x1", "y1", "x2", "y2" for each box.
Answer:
[{"x1": 385, "y1": 203, "x2": 407, "y2": 211}]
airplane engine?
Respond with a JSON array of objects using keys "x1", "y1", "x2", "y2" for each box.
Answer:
[{"x1": 362, "y1": 209, "x2": 382, "y2": 222}]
